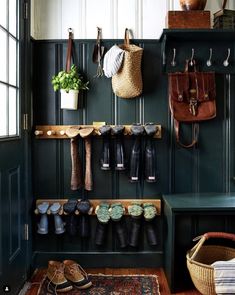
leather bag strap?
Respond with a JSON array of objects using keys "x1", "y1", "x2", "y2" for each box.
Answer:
[
  {"x1": 174, "y1": 119, "x2": 199, "y2": 148},
  {"x1": 222, "y1": 0, "x2": 227, "y2": 9},
  {"x1": 66, "y1": 28, "x2": 73, "y2": 72},
  {"x1": 124, "y1": 28, "x2": 130, "y2": 46}
]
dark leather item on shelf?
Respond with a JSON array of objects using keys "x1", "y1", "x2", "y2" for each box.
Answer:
[
  {"x1": 144, "y1": 123, "x2": 157, "y2": 183},
  {"x1": 129, "y1": 124, "x2": 144, "y2": 182},
  {"x1": 111, "y1": 125, "x2": 126, "y2": 171},
  {"x1": 168, "y1": 60, "x2": 216, "y2": 148},
  {"x1": 99, "y1": 125, "x2": 111, "y2": 170}
]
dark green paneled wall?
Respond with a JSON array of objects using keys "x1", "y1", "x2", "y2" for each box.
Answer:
[{"x1": 31, "y1": 38, "x2": 232, "y2": 267}]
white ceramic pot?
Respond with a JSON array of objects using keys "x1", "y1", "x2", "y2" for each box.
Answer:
[{"x1": 60, "y1": 89, "x2": 79, "y2": 110}]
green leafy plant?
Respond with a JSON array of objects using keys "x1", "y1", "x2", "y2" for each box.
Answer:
[{"x1": 51, "y1": 64, "x2": 89, "y2": 93}]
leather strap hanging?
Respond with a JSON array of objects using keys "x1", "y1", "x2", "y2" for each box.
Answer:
[
  {"x1": 66, "y1": 28, "x2": 73, "y2": 72},
  {"x1": 174, "y1": 119, "x2": 199, "y2": 148},
  {"x1": 222, "y1": 0, "x2": 227, "y2": 9}
]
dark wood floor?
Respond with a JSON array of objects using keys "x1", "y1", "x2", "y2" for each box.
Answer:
[{"x1": 24, "y1": 268, "x2": 200, "y2": 295}]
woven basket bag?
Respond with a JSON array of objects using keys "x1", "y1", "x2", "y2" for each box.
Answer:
[
  {"x1": 112, "y1": 28, "x2": 143, "y2": 99},
  {"x1": 186, "y1": 232, "x2": 235, "y2": 295}
]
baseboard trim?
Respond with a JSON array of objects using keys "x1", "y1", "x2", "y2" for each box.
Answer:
[{"x1": 32, "y1": 251, "x2": 163, "y2": 268}]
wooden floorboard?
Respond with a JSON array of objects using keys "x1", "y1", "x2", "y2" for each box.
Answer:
[{"x1": 24, "y1": 268, "x2": 200, "y2": 295}]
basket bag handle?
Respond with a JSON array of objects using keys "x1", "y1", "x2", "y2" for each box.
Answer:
[
  {"x1": 66, "y1": 28, "x2": 74, "y2": 73},
  {"x1": 124, "y1": 28, "x2": 130, "y2": 46},
  {"x1": 189, "y1": 232, "x2": 235, "y2": 261}
]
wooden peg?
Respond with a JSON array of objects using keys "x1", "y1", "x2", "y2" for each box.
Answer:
[
  {"x1": 35, "y1": 130, "x2": 43, "y2": 136},
  {"x1": 34, "y1": 208, "x2": 39, "y2": 215},
  {"x1": 47, "y1": 130, "x2": 56, "y2": 136},
  {"x1": 59, "y1": 130, "x2": 66, "y2": 136}
]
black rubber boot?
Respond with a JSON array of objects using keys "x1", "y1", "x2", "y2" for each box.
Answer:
[
  {"x1": 95, "y1": 222, "x2": 108, "y2": 246},
  {"x1": 111, "y1": 125, "x2": 126, "y2": 170},
  {"x1": 129, "y1": 124, "x2": 144, "y2": 182},
  {"x1": 99, "y1": 125, "x2": 111, "y2": 170},
  {"x1": 77, "y1": 199, "x2": 91, "y2": 238},
  {"x1": 63, "y1": 199, "x2": 78, "y2": 236},
  {"x1": 145, "y1": 221, "x2": 158, "y2": 246},
  {"x1": 129, "y1": 218, "x2": 142, "y2": 247},
  {"x1": 144, "y1": 123, "x2": 157, "y2": 183},
  {"x1": 115, "y1": 219, "x2": 128, "y2": 248}
]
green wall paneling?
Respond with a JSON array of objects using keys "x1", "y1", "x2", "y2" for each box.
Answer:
[{"x1": 32, "y1": 36, "x2": 234, "y2": 270}]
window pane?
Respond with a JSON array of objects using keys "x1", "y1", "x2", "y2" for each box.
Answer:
[
  {"x1": 0, "y1": 29, "x2": 7, "y2": 83},
  {"x1": 9, "y1": 87, "x2": 17, "y2": 136},
  {"x1": 9, "y1": 37, "x2": 17, "y2": 86},
  {"x1": 0, "y1": 0, "x2": 7, "y2": 29},
  {"x1": 9, "y1": 0, "x2": 17, "y2": 37},
  {"x1": 0, "y1": 84, "x2": 7, "y2": 136}
]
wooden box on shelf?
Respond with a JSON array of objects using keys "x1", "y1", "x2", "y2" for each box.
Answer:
[{"x1": 166, "y1": 11, "x2": 211, "y2": 29}]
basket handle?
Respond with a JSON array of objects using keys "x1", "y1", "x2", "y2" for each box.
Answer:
[{"x1": 190, "y1": 232, "x2": 235, "y2": 261}]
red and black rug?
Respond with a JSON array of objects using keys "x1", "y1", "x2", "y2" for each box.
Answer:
[{"x1": 38, "y1": 274, "x2": 160, "y2": 295}]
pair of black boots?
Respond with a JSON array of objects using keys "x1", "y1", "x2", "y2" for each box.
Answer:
[
  {"x1": 99, "y1": 125, "x2": 126, "y2": 171},
  {"x1": 99, "y1": 123, "x2": 158, "y2": 183},
  {"x1": 95, "y1": 217, "x2": 158, "y2": 248},
  {"x1": 63, "y1": 199, "x2": 91, "y2": 238}
]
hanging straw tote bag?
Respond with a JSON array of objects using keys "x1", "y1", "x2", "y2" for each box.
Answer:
[{"x1": 112, "y1": 28, "x2": 143, "y2": 99}]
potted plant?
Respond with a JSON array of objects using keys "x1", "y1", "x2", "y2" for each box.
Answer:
[{"x1": 51, "y1": 64, "x2": 89, "y2": 110}]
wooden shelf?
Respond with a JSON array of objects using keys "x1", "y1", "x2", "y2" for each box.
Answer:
[
  {"x1": 35, "y1": 198, "x2": 161, "y2": 215},
  {"x1": 34, "y1": 125, "x2": 162, "y2": 139}
]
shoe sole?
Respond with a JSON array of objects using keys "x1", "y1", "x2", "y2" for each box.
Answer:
[
  {"x1": 74, "y1": 281, "x2": 92, "y2": 289},
  {"x1": 47, "y1": 283, "x2": 73, "y2": 293}
]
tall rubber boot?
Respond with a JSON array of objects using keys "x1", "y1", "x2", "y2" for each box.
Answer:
[
  {"x1": 129, "y1": 124, "x2": 144, "y2": 182},
  {"x1": 143, "y1": 203, "x2": 158, "y2": 246},
  {"x1": 49, "y1": 203, "x2": 65, "y2": 234},
  {"x1": 110, "y1": 203, "x2": 128, "y2": 248},
  {"x1": 77, "y1": 199, "x2": 91, "y2": 238},
  {"x1": 144, "y1": 123, "x2": 157, "y2": 183},
  {"x1": 95, "y1": 203, "x2": 110, "y2": 246},
  {"x1": 37, "y1": 202, "x2": 49, "y2": 234},
  {"x1": 99, "y1": 125, "x2": 111, "y2": 170},
  {"x1": 63, "y1": 199, "x2": 78, "y2": 236},
  {"x1": 111, "y1": 125, "x2": 126, "y2": 170},
  {"x1": 128, "y1": 203, "x2": 143, "y2": 247}
]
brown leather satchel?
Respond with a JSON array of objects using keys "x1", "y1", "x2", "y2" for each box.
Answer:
[{"x1": 168, "y1": 60, "x2": 216, "y2": 148}]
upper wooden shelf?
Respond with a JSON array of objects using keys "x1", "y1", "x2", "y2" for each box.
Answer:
[
  {"x1": 34, "y1": 125, "x2": 162, "y2": 139},
  {"x1": 160, "y1": 29, "x2": 235, "y2": 42}
]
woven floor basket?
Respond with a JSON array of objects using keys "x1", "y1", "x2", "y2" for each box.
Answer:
[{"x1": 186, "y1": 232, "x2": 235, "y2": 295}]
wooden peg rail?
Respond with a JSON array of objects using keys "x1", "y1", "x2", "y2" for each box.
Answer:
[
  {"x1": 35, "y1": 199, "x2": 161, "y2": 216},
  {"x1": 34, "y1": 125, "x2": 162, "y2": 139}
]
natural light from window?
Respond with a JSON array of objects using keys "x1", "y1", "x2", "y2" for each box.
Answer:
[{"x1": 0, "y1": 0, "x2": 19, "y2": 138}]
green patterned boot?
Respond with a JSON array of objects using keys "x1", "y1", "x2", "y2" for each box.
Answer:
[
  {"x1": 110, "y1": 203, "x2": 125, "y2": 221},
  {"x1": 128, "y1": 203, "x2": 143, "y2": 219},
  {"x1": 143, "y1": 203, "x2": 157, "y2": 221},
  {"x1": 95, "y1": 202, "x2": 110, "y2": 224}
]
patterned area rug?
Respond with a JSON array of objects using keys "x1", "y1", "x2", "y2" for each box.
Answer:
[{"x1": 38, "y1": 274, "x2": 160, "y2": 295}]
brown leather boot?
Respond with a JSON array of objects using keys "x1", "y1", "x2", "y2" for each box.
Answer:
[
  {"x1": 63, "y1": 260, "x2": 92, "y2": 289},
  {"x1": 46, "y1": 261, "x2": 73, "y2": 293}
]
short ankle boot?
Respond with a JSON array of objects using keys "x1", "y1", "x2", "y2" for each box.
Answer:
[
  {"x1": 63, "y1": 199, "x2": 78, "y2": 236},
  {"x1": 46, "y1": 261, "x2": 73, "y2": 293},
  {"x1": 37, "y1": 202, "x2": 49, "y2": 234},
  {"x1": 144, "y1": 123, "x2": 157, "y2": 183},
  {"x1": 111, "y1": 125, "x2": 126, "y2": 170},
  {"x1": 49, "y1": 203, "x2": 65, "y2": 234},
  {"x1": 129, "y1": 124, "x2": 144, "y2": 182},
  {"x1": 99, "y1": 125, "x2": 111, "y2": 170},
  {"x1": 63, "y1": 260, "x2": 92, "y2": 289}
]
